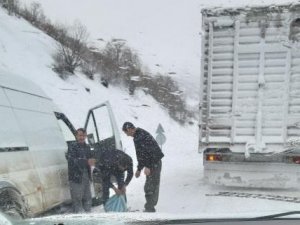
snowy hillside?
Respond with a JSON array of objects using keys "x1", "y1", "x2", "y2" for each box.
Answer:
[{"x1": 0, "y1": 6, "x2": 200, "y2": 214}]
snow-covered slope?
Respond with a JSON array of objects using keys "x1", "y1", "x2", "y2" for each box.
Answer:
[{"x1": 0, "y1": 7, "x2": 200, "y2": 214}]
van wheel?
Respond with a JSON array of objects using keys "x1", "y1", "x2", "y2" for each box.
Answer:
[
  {"x1": 2, "y1": 203, "x2": 23, "y2": 219},
  {"x1": 0, "y1": 189, "x2": 26, "y2": 219}
]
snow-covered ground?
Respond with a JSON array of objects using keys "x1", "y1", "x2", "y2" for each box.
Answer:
[{"x1": 2, "y1": 0, "x2": 300, "y2": 221}]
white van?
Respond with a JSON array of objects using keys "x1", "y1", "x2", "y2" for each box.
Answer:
[{"x1": 0, "y1": 72, "x2": 122, "y2": 218}]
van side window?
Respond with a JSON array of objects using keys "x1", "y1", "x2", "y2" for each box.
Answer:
[
  {"x1": 91, "y1": 107, "x2": 114, "y2": 141},
  {"x1": 86, "y1": 113, "x2": 98, "y2": 145},
  {"x1": 55, "y1": 112, "x2": 76, "y2": 143},
  {"x1": 0, "y1": 106, "x2": 29, "y2": 152},
  {"x1": 85, "y1": 107, "x2": 114, "y2": 143},
  {"x1": 0, "y1": 89, "x2": 28, "y2": 152},
  {"x1": 57, "y1": 120, "x2": 76, "y2": 142}
]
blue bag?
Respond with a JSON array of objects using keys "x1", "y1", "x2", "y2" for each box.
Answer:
[{"x1": 104, "y1": 195, "x2": 127, "y2": 212}]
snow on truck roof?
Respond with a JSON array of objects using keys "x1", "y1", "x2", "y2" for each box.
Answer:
[
  {"x1": 202, "y1": 2, "x2": 300, "y2": 17},
  {"x1": 0, "y1": 70, "x2": 50, "y2": 99}
]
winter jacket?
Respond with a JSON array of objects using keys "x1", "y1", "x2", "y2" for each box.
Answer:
[
  {"x1": 133, "y1": 128, "x2": 164, "y2": 171},
  {"x1": 66, "y1": 142, "x2": 92, "y2": 183},
  {"x1": 96, "y1": 149, "x2": 133, "y2": 188}
]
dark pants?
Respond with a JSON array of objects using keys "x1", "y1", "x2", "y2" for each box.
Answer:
[
  {"x1": 102, "y1": 176, "x2": 111, "y2": 204},
  {"x1": 69, "y1": 170, "x2": 92, "y2": 213},
  {"x1": 92, "y1": 170, "x2": 103, "y2": 200},
  {"x1": 144, "y1": 160, "x2": 162, "y2": 212},
  {"x1": 102, "y1": 172, "x2": 124, "y2": 204}
]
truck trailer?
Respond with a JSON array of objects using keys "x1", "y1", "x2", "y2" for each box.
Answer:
[{"x1": 200, "y1": 3, "x2": 300, "y2": 189}]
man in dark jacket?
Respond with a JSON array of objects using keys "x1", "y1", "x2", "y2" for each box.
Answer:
[
  {"x1": 122, "y1": 122, "x2": 164, "y2": 212},
  {"x1": 95, "y1": 149, "x2": 133, "y2": 204},
  {"x1": 66, "y1": 128, "x2": 95, "y2": 213}
]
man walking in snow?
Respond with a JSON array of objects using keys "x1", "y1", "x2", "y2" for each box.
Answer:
[
  {"x1": 66, "y1": 128, "x2": 95, "y2": 213},
  {"x1": 122, "y1": 122, "x2": 164, "y2": 212},
  {"x1": 95, "y1": 148, "x2": 133, "y2": 204}
]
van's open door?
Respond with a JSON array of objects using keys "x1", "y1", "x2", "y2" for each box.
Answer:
[
  {"x1": 84, "y1": 101, "x2": 121, "y2": 205},
  {"x1": 84, "y1": 101, "x2": 122, "y2": 153}
]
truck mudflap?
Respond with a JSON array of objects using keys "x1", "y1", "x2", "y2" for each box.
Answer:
[{"x1": 204, "y1": 161, "x2": 300, "y2": 189}]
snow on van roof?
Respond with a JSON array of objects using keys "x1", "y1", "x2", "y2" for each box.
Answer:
[
  {"x1": 0, "y1": 70, "x2": 50, "y2": 99},
  {"x1": 202, "y1": 2, "x2": 300, "y2": 17}
]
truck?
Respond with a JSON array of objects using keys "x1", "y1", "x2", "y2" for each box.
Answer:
[
  {"x1": 0, "y1": 70, "x2": 121, "y2": 218},
  {"x1": 200, "y1": 3, "x2": 300, "y2": 189}
]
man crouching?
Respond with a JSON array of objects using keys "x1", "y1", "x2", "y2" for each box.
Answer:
[{"x1": 95, "y1": 149, "x2": 133, "y2": 204}]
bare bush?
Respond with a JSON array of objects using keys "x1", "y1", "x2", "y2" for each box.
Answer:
[
  {"x1": 100, "y1": 40, "x2": 143, "y2": 86},
  {"x1": 139, "y1": 74, "x2": 190, "y2": 124},
  {"x1": 52, "y1": 22, "x2": 89, "y2": 75},
  {"x1": 21, "y1": 2, "x2": 45, "y2": 26},
  {"x1": 81, "y1": 60, "x2": 97, "y2": 79},
  {"x1": 28, "y1": 2, "x2": 42, "y2": 22},
  {"x1": 0, "y1": 0, "x2": 20, "y2": 15}
]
